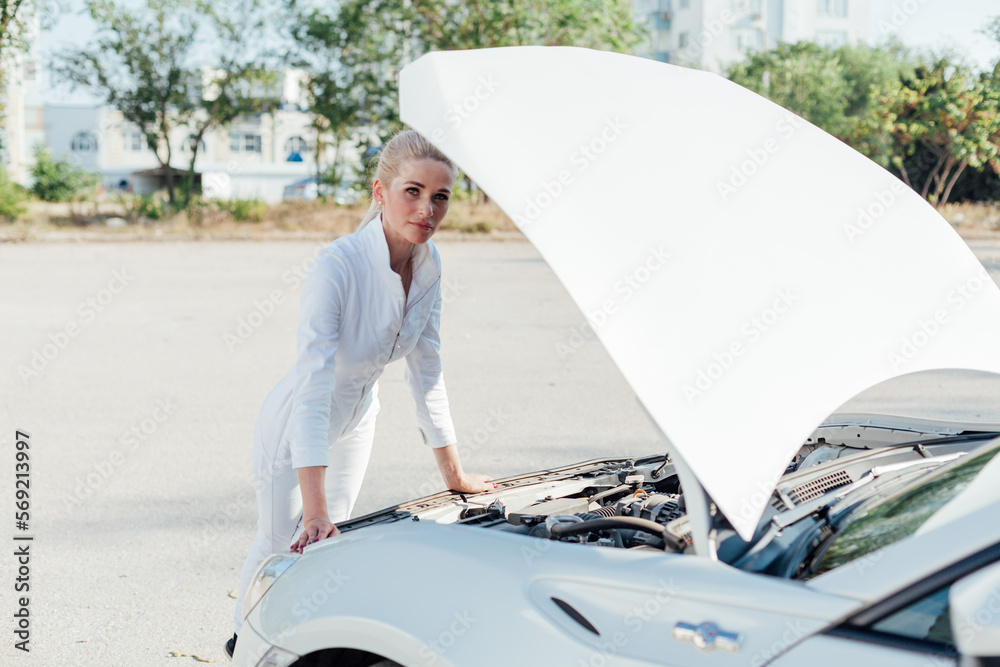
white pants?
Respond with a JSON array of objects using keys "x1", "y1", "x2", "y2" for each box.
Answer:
[{"x1": 232, "y1": 385, "x2": 380, "y2": 633}]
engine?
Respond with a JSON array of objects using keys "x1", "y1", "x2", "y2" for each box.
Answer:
[{"x1": 463, "y1": 476, "x2": 693, "y2": 553}]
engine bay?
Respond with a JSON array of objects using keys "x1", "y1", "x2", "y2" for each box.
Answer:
[
  {"x1": 337, "y1": 426, "x2": 1000, "y2": 574},
  {"x1": 456, "y1": 463, "x2": 694, "y2": 553}
]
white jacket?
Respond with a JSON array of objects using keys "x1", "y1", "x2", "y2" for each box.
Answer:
[{"x1": 282, "y1": 215, "x2": 457, "y2": 469}]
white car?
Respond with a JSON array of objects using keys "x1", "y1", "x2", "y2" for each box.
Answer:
[
  {"x1": 234, "y1": 47, "x2": 1000, "y2": 667},
  {"x1": 235, "y1": 415, "x2": 1000, "y2": 667},
  {"x1": 282, "y1": 177, "x2": 361, "y2": 205}
]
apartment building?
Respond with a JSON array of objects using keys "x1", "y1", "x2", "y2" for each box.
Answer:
[{"x1": 635, "y1": 0, "x2": 870, "y2": 72}]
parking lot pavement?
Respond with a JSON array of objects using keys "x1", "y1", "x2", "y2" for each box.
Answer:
[{"x1": 2, "y1": 238, "x2": 1000, "y2": 664}]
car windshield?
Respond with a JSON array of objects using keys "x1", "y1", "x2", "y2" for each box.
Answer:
[{"x1": 810, "y1": 441, "x2": 1000, "y2": 577}]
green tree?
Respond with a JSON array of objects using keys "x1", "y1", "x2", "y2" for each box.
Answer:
[
  {"x1": 29, "y1": 145, "x2": 97, "y2": 202},
  {"x1": 52, "y1": 0, "x2": 199, "y2": 204},
  {"x1": 287, "y1": 0, "x2": 402, "y2": 195},
  {"x1": 176, "y1": 0, "x2": 278, "y2": 205},
  {"x1": 53, "y1": 0, "x2": 275, "y2": 205},
  {"x1": 727, "y1": 41, "x2": 908, "y2": 141},
  {"x1": 862, "y1": 58, "x2": 1000, "y2": 205},
  {"x1": 286, "y1": 0, "x2": 643, "y2": 198},
  {"x1": 404, "y1": 0, "x2": 642, "y2": 52}
]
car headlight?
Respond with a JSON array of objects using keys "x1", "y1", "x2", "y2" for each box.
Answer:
[
  {"x1": 255, "y1": 646, "x2": 299, "y2": 667},
  {"x1": 242, "y1": 553, "x2": 299, "y2": 620}
]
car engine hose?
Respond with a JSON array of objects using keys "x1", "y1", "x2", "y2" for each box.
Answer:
[{"x1": 548, "y1": 516, "x2": 685, "y2": 552}]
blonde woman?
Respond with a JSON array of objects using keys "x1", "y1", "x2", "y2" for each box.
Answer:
[{"x1": 228, "y1": 131, "x2": 492, "y2": 658}]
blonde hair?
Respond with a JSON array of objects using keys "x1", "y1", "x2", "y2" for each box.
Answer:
[{"x1": 357, "y1": 130, "x2": 458, "y2": 231}]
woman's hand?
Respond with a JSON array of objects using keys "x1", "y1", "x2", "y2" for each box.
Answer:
[
  {"x1": 433, "y1": 444, "x2": 495, "y2": 493},
  {"x1": 292, "y1": 466, "x2": 338, "y2": 553},
  {"x1": 448, "y1": 472, "x2": 496, "y2": 493},
  {"x1": 291, "y1": 517, "x2": 340, "y2": 554}
]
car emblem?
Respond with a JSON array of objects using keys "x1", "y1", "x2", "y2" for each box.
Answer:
[{"x1": 673, "y1": 621, "x2": 742, "y2": 652}]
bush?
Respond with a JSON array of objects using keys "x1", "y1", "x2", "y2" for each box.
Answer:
[
  {"x1": 0, "y1": 168, "x2": 28, "y2": 222},
  {"x1": 30, "y1": 145, "x2": 98, "y2": 202},
  {"x1": 118, "y1": 193, "x2": 168, "y2": 222},
  {"x1": 219, "y1": 198, "x2": 267, "y2": 222}
]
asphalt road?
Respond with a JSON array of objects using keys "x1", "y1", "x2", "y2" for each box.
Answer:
[{"x1": 2, "y1": 238, "x2": 1000, "y2": 665}]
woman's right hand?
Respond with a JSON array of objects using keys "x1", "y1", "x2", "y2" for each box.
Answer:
[{"x1": 291, "y1": 517, "x2": 340, "y2": 553}]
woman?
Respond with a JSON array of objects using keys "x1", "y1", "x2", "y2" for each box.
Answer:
[{"x1": 228, "y1": 131, "x2": 492, "y2": 657}]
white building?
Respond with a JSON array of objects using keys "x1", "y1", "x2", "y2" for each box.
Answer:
[
  {"x1": 1, "y1": 11, "x2": 45, "y2": 185},
  {"x1": 39, "y1": 70, "x2": 364, "y2": 203},
  {"x1": 634, "y1": 0, "x2": 870, "y2": 73}
]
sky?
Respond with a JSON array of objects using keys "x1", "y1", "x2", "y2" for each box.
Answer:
[{"x1": 37, "y1": 0, "x2": 1000, "y2": 105}]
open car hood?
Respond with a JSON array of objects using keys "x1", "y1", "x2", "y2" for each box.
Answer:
[{"x1": 399, "y1": 46, "x2": 1000, "y2": 542}]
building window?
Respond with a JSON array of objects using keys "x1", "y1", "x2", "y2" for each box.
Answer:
[
  {"x1": 283, "y1": 136, "x2": 310, "y2": 161},
  {"x1": 817, "y1": 0, "x2": 848, "y2": 17},
  {"x1": 231, "y1": 132, "x2": 261, "y2": 153},
  {"x1": 71, "y1": 132, "x2": 98, "y2": 152},
  {"x1": 187, "y1": 135, "x2": 206, "y2": 152},
  {"x1": 731, "y1": 0, "x2": 762, "y2": 12},
  {"x1": 734, "y1": 28, "x2": 763, "y2": 52},
  {"x1": 815, "y1": 30, "x2": 848, "y2": 47},
  {"x1": 124, "y1": 130, "x2": 143, "y2": 151},
  {"x1": 678, "y1": 31, "x2": 689, "y2": 48}
]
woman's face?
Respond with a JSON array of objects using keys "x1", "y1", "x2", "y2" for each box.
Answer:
[{"x1": 374, "y1": 158, "x2": 454, "y2": 245}]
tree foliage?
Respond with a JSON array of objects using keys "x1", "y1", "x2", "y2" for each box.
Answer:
[
  {"x1": 286, "y1": 0, "x2": 403, "y2": 193},
  {"x1": 729, "y1": 35, "x2": 1000, "y2": 206},
  {"x1": 860, "y1": 59, "x2": 1000, "y2": 205},
  {"x1": 727, "y1": 41, "x2": 907, "y2": 142},
  {"x1": 0, "y1": 165, "x2": 27, "y2": 221},
  {"x1": 29, "y1": 145, "x2": 97, "y2": 201},
  {"x1": 403, "y1": 0, "x2": 642, "y2": 52},
  {"x1": 285, "y1": 0, "x2": 643, "y2": 196},
  {"x1": 52, "y1": 0, "x2": 276, "y2": 205}
]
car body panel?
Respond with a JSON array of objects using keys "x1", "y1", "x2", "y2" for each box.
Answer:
[
  {"x1": 243, "y1": 521, "x2": 862, "y2": 666},
  {"x1": 240, "y1": 419, "x2": 1000, "y2": 666},
  {"x1": 766, "y1": 633, "x2": 953, "y2": 667},
  {"x1": 398, "y1": 46, "x2": 1000, "y2": 540}
]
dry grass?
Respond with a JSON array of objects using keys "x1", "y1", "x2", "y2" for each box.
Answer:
[
  {"x1": 938, "y1": 202, "x2": 1000, "y2": 237},
  {"x1": 8, "y1": 197, "x2": 1000, "y2": 244},
  {"x1": 1, "y1": 196, "x2": 522, "y2": 242}
]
